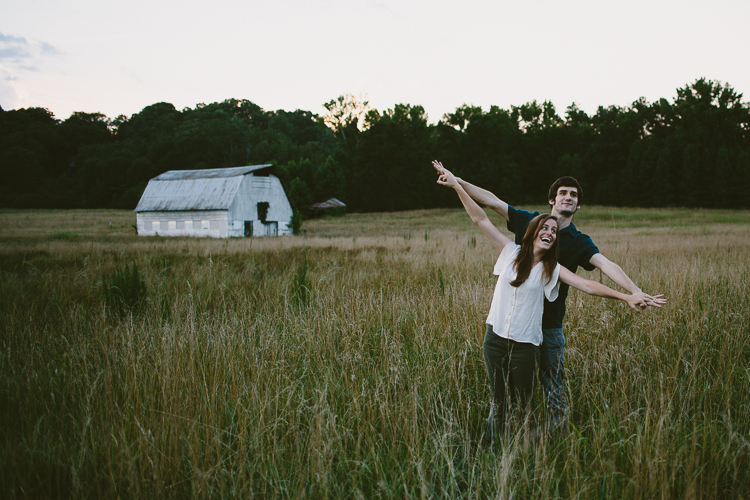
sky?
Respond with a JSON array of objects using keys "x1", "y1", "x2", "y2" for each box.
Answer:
[{"x1": 2, "y1": 0, "x2": 749, "y2": 124}]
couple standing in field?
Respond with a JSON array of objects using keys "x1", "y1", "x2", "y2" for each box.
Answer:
[{"x1": 432, "y1": 161, "x2": 666, "y2": 443}]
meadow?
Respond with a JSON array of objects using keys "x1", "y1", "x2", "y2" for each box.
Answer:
[{"x1": 1, "y1": 206, "x2": 748, "y2": 499}]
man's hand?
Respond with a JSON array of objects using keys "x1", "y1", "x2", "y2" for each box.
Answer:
[
  {"x1": 625, "y1": 293, "x2": 649, "y2": 313},
  {"x1": 632, "y1": 291, "x2": 667, "y2": 308},
  {"x1": 590, "y1": 254, "x2": 668, "y2": 310}
]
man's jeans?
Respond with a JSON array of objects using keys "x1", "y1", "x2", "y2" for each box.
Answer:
[{"x1": 540, "y1": 328, "x2": 569, "y2": 430}]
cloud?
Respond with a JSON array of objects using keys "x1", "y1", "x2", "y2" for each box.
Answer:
[
  {"x1": 0, "y1": 33, "x2": 27, "y2": 44},
  {"x1": 0, "y1": 47, "x2": 31, "y2": 60},
  {"x1": 40, "y1": 42, "x2": 60, "y2": 55},
  {"x1": 0, "y1": 32, "x2": 31, "y2": 60},
  {"x1": 0, "y1": 32, "x2": 60, "y2": 63},
  {"x1": 0, "y1": 65, "x2": 24, "y2": 109}
]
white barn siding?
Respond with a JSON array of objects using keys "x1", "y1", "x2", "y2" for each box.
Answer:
[
  {"x1": 228, "y1": 175, "x2": 293, "y2": 237},
  {"x1": 136, "y1": 210, "x2": 229, "y2": 237}
]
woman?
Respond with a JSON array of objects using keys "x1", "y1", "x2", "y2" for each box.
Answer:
[{"x1": 433, "y1": 161, "x2": 650, "y2": 439}]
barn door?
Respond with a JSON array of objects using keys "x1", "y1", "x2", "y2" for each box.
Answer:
[{"x1": 266, "y1": 222, "x2": 278, "y2": 236}]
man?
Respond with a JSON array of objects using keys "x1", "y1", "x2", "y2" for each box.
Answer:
[{"x1": 447, "y1": 172, "x2": 665, "y2": 432}]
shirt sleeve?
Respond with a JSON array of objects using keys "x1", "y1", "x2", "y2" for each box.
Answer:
[
  {"x1": 544, "y1": 263, "x2": 562, "y2": 301},
  {"x1": 507, "y1": 206, "x2": 539, "y2": 245},
  {"x1": 493, "y1": 243, "x2": 518, "y2": 276},
  {"x1": 577, "y1": 234, "x2": 600, "y2": 271}
]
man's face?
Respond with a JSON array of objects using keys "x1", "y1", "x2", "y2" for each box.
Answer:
[{"x1": 549, "y1": 186, "x2": 580, "y2": 216}]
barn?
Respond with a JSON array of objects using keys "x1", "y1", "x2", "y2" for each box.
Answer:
[{"x1": 134, "y1": 165, "x2": 293, "y2": 237}]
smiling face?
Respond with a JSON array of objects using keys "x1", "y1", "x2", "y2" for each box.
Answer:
[
  {"x1": 549, "y1": 186, "x2": 580, "y2": 217},
  {"x1": 534, "y1": 218, "x2": 558, "y2": 254}
]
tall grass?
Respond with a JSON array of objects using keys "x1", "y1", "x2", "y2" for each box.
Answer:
[
  {"x1": 0, "y1": 208, "x2": 748, "y2": 498},
  {"x1": 101, "y1": 262, "x2": 148, "y2": 317}
]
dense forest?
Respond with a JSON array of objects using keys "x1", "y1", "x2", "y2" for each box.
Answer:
[{"x1": 1, "y1": 78, "x2": 748, "y2": 214}]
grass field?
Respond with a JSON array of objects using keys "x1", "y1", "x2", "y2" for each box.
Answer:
[{"x1": 1, "y1": 207, "x2": 749, "y2": 499}]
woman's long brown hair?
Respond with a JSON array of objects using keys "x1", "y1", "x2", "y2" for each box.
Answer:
[{"x1": 510, "y1": 214, "x2": 559, "y2": 287}]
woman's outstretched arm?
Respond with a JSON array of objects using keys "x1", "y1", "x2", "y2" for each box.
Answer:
[
  {"x1": 433, "y1": 160, "x2": 511, "y2": 253},
  {"x1": 558, "y1": 266, "x2": 653, "y2": 313}
]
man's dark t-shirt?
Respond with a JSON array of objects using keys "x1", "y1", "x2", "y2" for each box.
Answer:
[{"x1": 507, "y1": 206, "x2": 600, "y2": 329}]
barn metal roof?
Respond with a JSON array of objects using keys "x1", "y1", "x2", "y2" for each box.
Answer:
[
  {"x1": 153, "y1": 164, "x2": 272, "y2": 180},
  {"x1": 309, "y1": 198, "x2": 347, "y2": 209},
  {"x1": 134, "y1": 165, "x2": 273, "y2": 212}
]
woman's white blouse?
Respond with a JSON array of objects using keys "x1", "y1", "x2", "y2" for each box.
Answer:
[{"x1": 486, "y1": 243, "x2": 562, "y2": 346}]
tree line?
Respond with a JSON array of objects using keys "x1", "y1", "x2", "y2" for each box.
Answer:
[{"x1": 1, "y1": 78, "x2": 748, "y2": 214}]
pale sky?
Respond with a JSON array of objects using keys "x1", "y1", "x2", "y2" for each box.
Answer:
[{"x1": 2, "y1": 0, "x2": 748, "y2": 123}]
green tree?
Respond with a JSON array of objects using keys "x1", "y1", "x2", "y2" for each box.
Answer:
[
  {"x1": 322, "y1": 94, "x2": 370, "y2": 148},
  {"x1": 443, "y1": 104, "x2": 483, "y2": 133},
  {"x1": 348, "y1": 104, "x2": 435, "y2": 212},
  {"x1": 313, "y1": 155, "x2": 346, "y2": 202}
]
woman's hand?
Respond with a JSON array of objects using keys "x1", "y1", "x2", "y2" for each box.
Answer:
[{"x1": 433, "y1": 160, "x2": 459, "y2": 189}]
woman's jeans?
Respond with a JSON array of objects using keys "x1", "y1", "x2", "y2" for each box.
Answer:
[{"x1": 482, "y1": 325, "x2": 538, "y2": 437}]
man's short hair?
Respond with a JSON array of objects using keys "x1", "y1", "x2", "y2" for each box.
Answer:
[{"x1": 548, "y1": 176, "x2": 583, "y2": 205}]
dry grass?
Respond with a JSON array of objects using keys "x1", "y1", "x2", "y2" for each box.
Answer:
[{"x1": 1, "y1": 207, "x2": 748, "y2": 499}]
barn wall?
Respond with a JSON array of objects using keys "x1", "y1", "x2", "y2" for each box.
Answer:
[
  {"x1": 136, "y1": 210, "x2": 229, "y2": 238},
  {"x1": 228, "y1": 174, "x2": 293, "y2": 237}
]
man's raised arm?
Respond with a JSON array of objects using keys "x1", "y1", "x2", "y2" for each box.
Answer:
[
  {"x1": 456, "y1": 178, "x2": 509, "y2": 221},
  {"x1": 430, "y1": 164, "x2": 510, "y2": 220},
  {"x1": 589, "y1": 254, "x2": 667, "y2": 307}
]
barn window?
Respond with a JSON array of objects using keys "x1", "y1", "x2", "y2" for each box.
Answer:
[
  {"x1": 145, "y1": 221, "x2": 152, "y2": 231},
  {"x1": 258, "y1": 202, "x2": 270, "y2": 223},
  {"x1": 252, "y1": 179, "x2": 271, "y2": 189},
  {"x1": 176, "y1": 221, "x2": 185, "y2": 230},
  {"x1": 193, "y1": 220, "x2": 201, "y2": 230}
]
